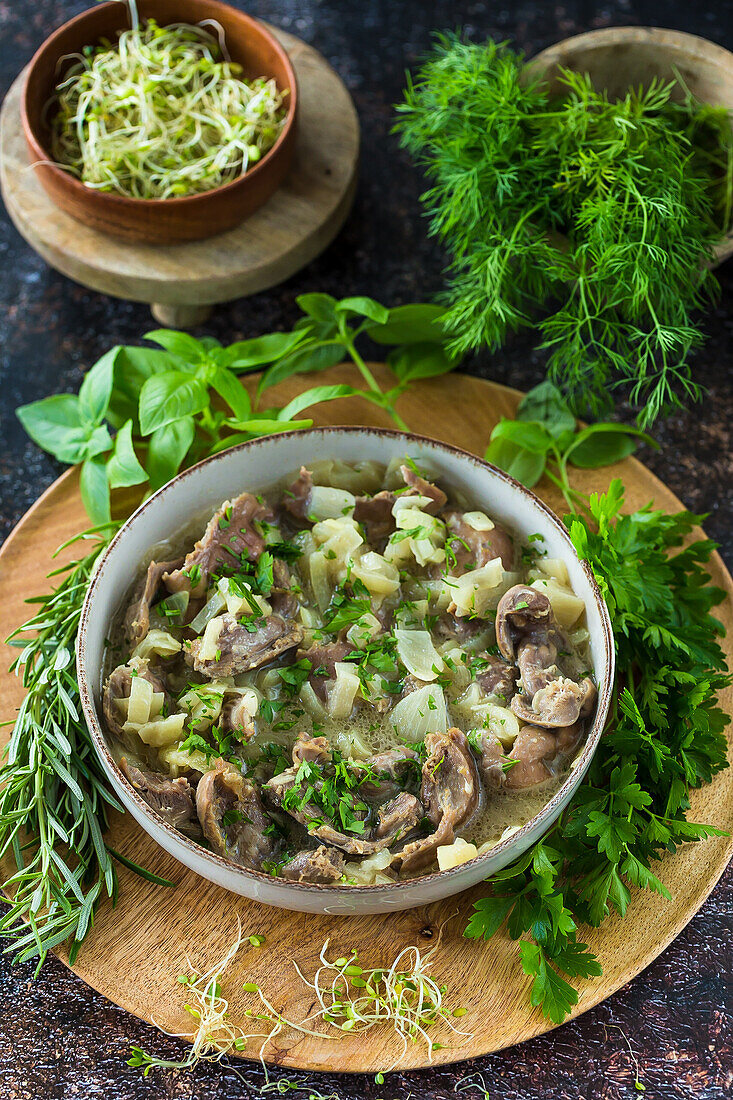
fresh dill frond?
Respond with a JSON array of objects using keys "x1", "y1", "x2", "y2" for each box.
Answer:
[{"x1": 396, "y1": 34, "x2": 733, "y2": 427}]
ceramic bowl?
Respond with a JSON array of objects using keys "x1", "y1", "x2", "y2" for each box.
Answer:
[
  {"x1": 529, "y1": 26, "x2": 733, "y2": 265},
  {"x1": 76, "y1": 427, "x2": 614, "y2": 915},
  {"x1": 22, "y1": 0, "x2": 298, "y2": 244}
]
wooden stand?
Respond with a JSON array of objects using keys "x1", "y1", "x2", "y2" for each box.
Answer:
[
  {"x1": 0, "y1": 369, "x2": 731, "y2": 1073},
  {"x1": 0, "y1": 27, "x2": 359, "y2": 327}
]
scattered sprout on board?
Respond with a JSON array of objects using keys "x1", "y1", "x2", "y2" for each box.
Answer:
[
  {"x1": 128, "y1": 924, "x2": 470, "y2": 1077},
  {"x1": 48, "y1": 2, "x2": 287, "y2": 199}
]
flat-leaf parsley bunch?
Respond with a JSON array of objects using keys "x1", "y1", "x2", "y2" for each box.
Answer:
[{"x1": 470, "y1": 390, "x2": 731, "y2": 1022}]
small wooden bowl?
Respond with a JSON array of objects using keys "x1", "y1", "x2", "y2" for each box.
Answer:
[
  {"x1": 529, "y1": 27, "x2": 733, "y2": 265},
  {"x1": 22, "y1": 0, "x2": 298, "y2": 244}
]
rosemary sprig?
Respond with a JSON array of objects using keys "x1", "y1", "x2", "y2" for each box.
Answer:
[{"x1": 0, "y1": 526, "x2": 123, "y2": 971}]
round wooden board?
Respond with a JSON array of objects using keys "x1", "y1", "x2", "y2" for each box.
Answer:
[
  {"x1": 0, "y1": 26, "x2": 359, "y2": 325},
  {"x1": 0, "y1": 368, "x2": 731, "y2": 1074}
]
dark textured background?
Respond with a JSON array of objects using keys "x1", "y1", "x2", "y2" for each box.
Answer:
[{"x1": 0, "y1": 2, "x2": 731, "y2": 1098}]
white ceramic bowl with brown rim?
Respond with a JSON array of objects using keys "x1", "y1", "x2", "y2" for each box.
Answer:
[{"x1": 76, "y1": 427, "x2": 614, "y2": 915}]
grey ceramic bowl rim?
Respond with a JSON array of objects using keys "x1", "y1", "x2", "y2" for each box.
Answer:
[{"x1": 76, "y1": 425, "x2": 615, "y2": 894}]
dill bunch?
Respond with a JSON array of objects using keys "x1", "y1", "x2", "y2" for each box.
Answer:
[{"x1": 396, "y1": 35, "x2": 733, "y2": 427}]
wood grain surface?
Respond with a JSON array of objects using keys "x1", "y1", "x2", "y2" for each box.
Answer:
[
  {"x1": 0, "y1": 367, "x2": 730, "y2": 1076},
  {"x1": 0, "y1": 25, "x2": 359, "y2": 312}
]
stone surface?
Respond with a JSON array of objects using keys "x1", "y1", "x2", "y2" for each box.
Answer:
[{"x1": 0, "y1": 1, "x2": 731, "y2": 1098}]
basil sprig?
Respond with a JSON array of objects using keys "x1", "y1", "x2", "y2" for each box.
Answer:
[{"x1": 17, "y1": 298, "x2": 456, "y2": 523}]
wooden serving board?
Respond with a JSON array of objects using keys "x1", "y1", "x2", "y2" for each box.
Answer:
[
  {"x1": 0, "y1": 368, "x2": 731, "y2": 1074},
  {"x1": 0, "y1": 26, "x2": 359, "y2": 328}
]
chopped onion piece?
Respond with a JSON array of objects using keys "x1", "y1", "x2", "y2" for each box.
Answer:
[
  {"x1": 133, "y1": 628, "x2": 182, "y2": 660},
  {"x1": 197, "y1": 615, "x2": 225, "y2": 661},
  {"x1": 335, "y1": 728, "x2": 372, "y2": 760},
  {"x1": 343, "y1": 847, "x2": 393, "y2": 884},
  {"x1": 534, "y1": 557, "x2": 570, "y2": 585},
  {"x1": 159, "y1": 744, "x2": 210, "y2": 777},
  {"x1": 179, "y1": 680, "x2": 228, "y2": 731},
  {"x1": 389, "y1": 683, "x2": 448, "y2": 742},
  {"x1": 327, "y1": 662, "x2": 361, "y2": 719},
  {"x1": 308, "y1": 551, "x2": 332, "y2": 611},
  {"x1": 126, "y1": 675, "x2": 154, "y2": 725},
  {"x1": 394, "y1": 629, "x2": 445, "y2": 682},
  {"x1": 189, "y1": 591, "x2": 226, "y2": 635},
  {"x1": 445, "y1": 558, "x2": 504, "y2": 618},
  {"x1": 135, "y1": 712, "x2": 187, "y2": 747},
  {"x1": 462, "y1": 510, "x2": 495, "y2": 531},
  {"x1": 346, "y1": 612, "x2": 382, "y2": 649},
  {"x1": 217, "y1": 577, "x2": 270, "y2": 617},
  {"x1": 437, "y1": 837, "x2": 478, "y2": 871},
  {"x1": 351, "y1": 550, "x2": 400, "y2": 598},
  {"x1": 473, "y1": 704, "x2": 520, "y2": 747},
  {"x1": 391, "y1": 494, "x2": 433, "y2": 518},
  {"x1": 308, "y1": 485, "x2": 357, "y2": 520},
  {"x1": 299, "y1": 680, "x2": 327, "y2": 719},
  {"x1": 530, "y1": 577, "x2": 585, "y2": 628}
]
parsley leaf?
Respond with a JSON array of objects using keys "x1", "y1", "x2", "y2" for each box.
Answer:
[{"x1": 466, "y1": 478, "x2": 731, "y2": 1026}]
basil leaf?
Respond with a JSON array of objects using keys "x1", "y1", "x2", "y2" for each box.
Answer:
[
  {"x1": 78, "y1": 347, "x2": 118, "y2": 425},
  {"x1": 107, "y1": 420, "x2": 147, "y2": 489},
  {"x1": 80, "y1": 455, "x2": 111, "y2": 524},
  {"x1": 209, "y1": 367, "x2": 251, "y2": 421},
  {"x1": 16, "y1": 394, "x2": 89, "y2": 463},
  {"x1": 108, "y1": 346, "x2": 177, "y2": 428},
  {"x1": 368, "y1": 304, "x2": 447, "y2": 345},
  {"x1": 223, "y1": 330, "x2": 308, "y2": 370},
  {"x1": 566, "y1": 425, "x2": 652, "y2": 468},
  {"x1": 335, "y1": 297, "x2": 390, "y2": 324},
  {"x1": 139, "y1": 371, "x2": 209, "y2": 434},
  {"x1": 143, "y1": 329, "x2": 206, "y2": 364},
  {"x1": 257, "y1": 343, "x2": 344, "y2": 394},
  {"x1": 485, "y1": 437, "x2": 547, "y2": 487},
  {"x1": 489, "y1": 419, "x2": 554, "y2": 455},
  {"x1": 296, "y1": 293, "x2": 338, "y2": 321},
  {"x1": 387, "y1": 342, "x2": 455, "y2": 383},
  {"x1": 146, "y1": 418, "x2": 196, "y2": 490},
  {"x1": 517, "y1": 382, "x2": 576, "y2": 439},
  {"x1": 218, "y1": 418, "x2": 313, "y2": 441},
  {"x1": 84, "y1": 423, "x2": 113, "y2": 459},
  {"x1": 277, "y1": 384, "x2": 361, "y2": 421}
]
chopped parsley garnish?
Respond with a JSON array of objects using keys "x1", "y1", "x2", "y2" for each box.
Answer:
[
  {"x1": 183, "y1": 563, "x2": 202, "y2": 587},
  {"x1": 268, "y1": 539, "x2": 302, "y2": 563},
  {"x1": 323, "y1": 576, "x2": 373, "y2": 633},
  {"x1": 281, "y1": 752, "x2": 382, "y2": 836},
  {"x1": 276, "y1": 658, "x2": 313, "y2": 696}
]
